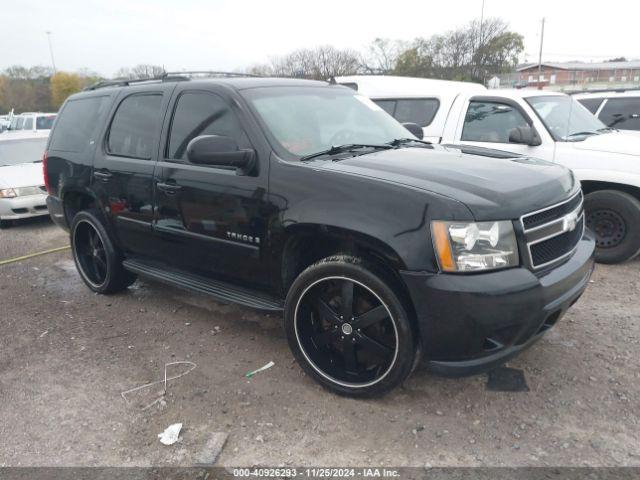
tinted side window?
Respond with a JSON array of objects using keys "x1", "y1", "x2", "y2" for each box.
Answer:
[
  {"x1": 598, "y1": 98, "x2": 640, "y2": 131},
  {"x1": 462, "y1": 101, "x2": 529, "y2": 143},
  {"x1": 16, "y1": 117, "x2": 24, "y2": 129},
  {"x1": 394, "y1": 99, "x2": 439, "y2": 127},
  {"x1": 50, "y1": 96, "x2": 109, "y2": 152},
  {"x1": 374, "y1": 100, "x2": 396, "y2": 116},
  {"x1": 108, "y1": 94, "x2": 163, "y2": 159},
  {"x1": 23, "y1": 117, "x2": 34, "y2": 130},
  {"x1": 167, "y1": 91, "x2": 249, "y2": 160},
  {"x1": 577, "y1": 98, "x2": 604, "y2": 114}
]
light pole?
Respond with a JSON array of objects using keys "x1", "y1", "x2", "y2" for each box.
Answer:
[
  {"x1": 537, "y1": 18, "x2": 545, "y2": 90},
  {"x1": 46, "y1": 31, "x2": 57, "y2": 74}
]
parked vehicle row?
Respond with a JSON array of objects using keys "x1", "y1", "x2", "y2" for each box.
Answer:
[
  {"x1": 574, "y1": 90, "x2": 640, "y2": 133},
  {"x1": 3, "y1": 112, "x2": 57, "y2": 136},
  {"x1": 337, "y1": 76, "x2": 640, "y2": 264},
  {"x1": 45, "y1": 74, "x2": 594, "y2": 397}
]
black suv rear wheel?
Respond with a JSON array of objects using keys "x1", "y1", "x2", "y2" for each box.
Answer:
[
  {"x1": 585, "y1": 190, "x2": 640, "y2": 264},
  {"x1": 284, "y1": 256, "x2": 415, "y2": 397},
  {"x1": 70, "y1": 210, "x2": 136, "y2": 293}
]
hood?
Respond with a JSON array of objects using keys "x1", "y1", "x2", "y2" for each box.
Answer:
[
  {"x1": 572, "y1": 131, "x2": 640, "y2": 156},
  {"x1": 317, "y1": 145, "x2": 577, "y2": 220},
  {"x1": 0, "y1": 162, "x2": 44, "y2": 189}
]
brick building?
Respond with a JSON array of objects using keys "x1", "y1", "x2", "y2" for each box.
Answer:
[{"x1": 497, "y1": 61, "x2": 640, "y2": 91}]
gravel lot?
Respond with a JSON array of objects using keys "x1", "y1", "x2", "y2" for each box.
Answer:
[{"x1": 0, "y1": 217, "x2": 639, "y2": 467}]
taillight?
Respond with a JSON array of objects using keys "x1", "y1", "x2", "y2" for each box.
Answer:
[{"x1": 43, "y1": 150, "x2": 51, "y2": 194}]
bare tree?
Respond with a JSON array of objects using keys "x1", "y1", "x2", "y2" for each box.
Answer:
[
  {"x1": 362, "y1": 38, "x2": 407, "y2": 74},
  {"x1": 114, "y1": 64, "x2": 165, "y2": 80},
  {"x1": 269, "y1": 46, "x2": 363, "y2": 80}
]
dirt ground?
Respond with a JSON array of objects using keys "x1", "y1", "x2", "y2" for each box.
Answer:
[{"x1": 0, "y1": 217, "x2": 639, "y2": 468}]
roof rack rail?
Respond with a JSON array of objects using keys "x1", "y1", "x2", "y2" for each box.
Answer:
[
  {"x1": 161, "y1": 71, "x2": 262, "y2": 79},
  {"x1": 84, "y1": 71, "x2": 261, "y2": 91},
  {"x1": 84, "y1": 77, "x2": 165, "y2": 91}
]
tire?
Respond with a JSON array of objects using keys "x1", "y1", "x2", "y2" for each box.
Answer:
[
  {"x1": 70, "y1": 209, "x2": 137, "y2": 294},
  {"x1": 584, "y1": 190, "x2": 640, "y2": 264},
  {"x1": 0, "y1": 219, "x2": 12, "y2": 229},
  {"x1": 284, "y1": 255, "x2": 416, "y2": 397}
]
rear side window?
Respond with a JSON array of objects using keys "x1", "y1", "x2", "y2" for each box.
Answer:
[
  {"x1": 598, "y1": 98, "x2": 640, "y2": 131},
  {"x1": 394, "y1": 99, "x2": 439, "y2": 126},
  {"x1": 36, "y1": 115, "x2": 56, "y2": 130},
  {"x1": 374, "y1": 100, "x2": 396, "y2": 116},
  {"x1": 23, "y1": 117, "x2": 34, "y2": 130},
  {"x1": 167, "y1": 91, "x2": 249, "y2": 160},
  {"x1": 577, "y1": 98, "x2": 604, "y2": 114},
  {"x1": 462, "y1": 101, "x2": 529, "y2": 143},
  {"x1": 108, "y1": 94, "x2": 163, "y2": 159},
  {"x1": 50, "y1": 96, "x2": 109, "y2": 152},
  {"x1": 373, "y1": 98, "x2": 439, "y2": 127}
]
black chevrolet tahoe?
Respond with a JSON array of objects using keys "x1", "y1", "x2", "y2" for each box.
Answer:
[{"x1": 44, "y1": 74, "x2": 595, "y2": 397}]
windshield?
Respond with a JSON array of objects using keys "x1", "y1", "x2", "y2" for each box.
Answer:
[
  {"x1": 0, "y1": 138, "x2": 48, "y2": 167},
  {"x1": 36, "y1": 115, "x2": 56, "y2": 130},
  {"x1": 242, "y1": 86, "x2": 414, "y2": 158},
  {"x1": 527, "y1": 95, "x2": 607, "y2": 141}
]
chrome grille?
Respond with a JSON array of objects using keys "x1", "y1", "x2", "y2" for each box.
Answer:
[{"x1": 521, "y1": 191, "x2": 584, "y2": 269}]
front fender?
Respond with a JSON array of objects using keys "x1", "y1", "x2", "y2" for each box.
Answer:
[{"x1": 268, "y1": 158, "x2": 473, "y2": 272}]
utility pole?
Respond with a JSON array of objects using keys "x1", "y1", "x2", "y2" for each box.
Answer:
[
  {"x1": 537, "y1": 18, "x2": 545, "y2": 90},
  {"x1": 46, "y1": 31, "x2": 57, "y2": 74},
  {"x1": 477, "y1": 0, "x2": 485, "y2": 81}
]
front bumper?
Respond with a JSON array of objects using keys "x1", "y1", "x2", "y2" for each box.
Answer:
[
  {"x1": 0, "y1": 194, "x2": 49, "y2": 220},
  {"x1": 401, "y1": 231, "x2": 596, "y2": 376}
]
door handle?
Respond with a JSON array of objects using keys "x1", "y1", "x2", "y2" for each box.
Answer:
[
  {"x1": 157, "y1": 181, "x2": 182, "y2": 194},
  {"x1": 93, "y1": 170, "x2": 113, "y2": 182}
]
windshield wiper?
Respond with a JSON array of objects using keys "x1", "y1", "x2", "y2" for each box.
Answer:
[
  {"x1": 387, "y1": 138, "x2": 432, "y2": 147},
  {"x1": 300, "y1": 143, "x2": 392, "y2": 161},
  {"x1": 598, "y1": 127, "x2": 617, "y2": 133},
  {"x1": 565, "y1": 131, "x2": 599, "y2": 139}
]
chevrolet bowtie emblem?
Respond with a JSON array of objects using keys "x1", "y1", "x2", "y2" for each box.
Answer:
[{"x1": 562, "y1": 211, "x2": 579, "y2": 232}]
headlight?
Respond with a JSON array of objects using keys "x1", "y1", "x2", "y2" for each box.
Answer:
[
  {"x1": 0, "y1": 188, "x2": 17, "y2": 198},
  {"x1": 431, "y1": 220, "x2": 518, "y2": 272}
]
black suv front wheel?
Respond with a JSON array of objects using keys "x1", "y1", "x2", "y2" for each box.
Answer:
[
  {"x1": 285, "y1": 256, "x2": 415, "y2": 397},
  {"x1": 70, "y1": 210, "x2": 136, "y2": 294}
]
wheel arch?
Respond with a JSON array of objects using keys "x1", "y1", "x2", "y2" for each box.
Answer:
[
  {"x1": 581, "y1": 180, "x2": 640, "y2": 202},
  {"x1": 61, "y1": 188, "x2": 101, "y2": 225},
  {"x1": 280, "y1": 224, "x2": 406, "y2": 287}
]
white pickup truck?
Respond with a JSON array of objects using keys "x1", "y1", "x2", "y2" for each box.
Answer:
[{"x1": 337, "y1": 75, "x2": 640, "y2": 264}]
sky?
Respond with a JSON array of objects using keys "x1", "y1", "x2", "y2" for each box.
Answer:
[{"x1": 2, "y1": 0, "x2": 639, "y2": 77}]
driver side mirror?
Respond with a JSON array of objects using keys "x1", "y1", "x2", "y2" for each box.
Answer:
[
  {"x1": 186, "y1": 135, "x2": 256, "y2": 175},
  {"x1": 508, "y1": 126, "x2": 542, "y2": 146},
  {"x1": 402, "y1": 122, "x2": 424, "y2": 140}
]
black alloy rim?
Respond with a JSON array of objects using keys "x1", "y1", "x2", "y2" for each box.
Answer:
[
  {"x1": 586, "y1": 209, "x2": 626, "y2": 248},
  {"x1": 74, "y1": 221, "x2": 108, "y2": 286},
  {"x1": 295, "y1": 277, "x2": 398, "y2": 387}
]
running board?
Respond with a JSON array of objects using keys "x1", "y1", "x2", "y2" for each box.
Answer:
[{"x1": 122, "y1": 258, "x2": 283, "y2": 312}]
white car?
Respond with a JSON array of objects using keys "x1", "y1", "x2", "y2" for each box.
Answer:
[
  {"x1": 574, "y1": 90, "x2": 640, "y2": 134},
  {"x1": 0, "y1": 134, "x2": 49, "y2": 228},
  {"x1": 337, "y1": 76, "x2": 640, "y2": 264}
]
